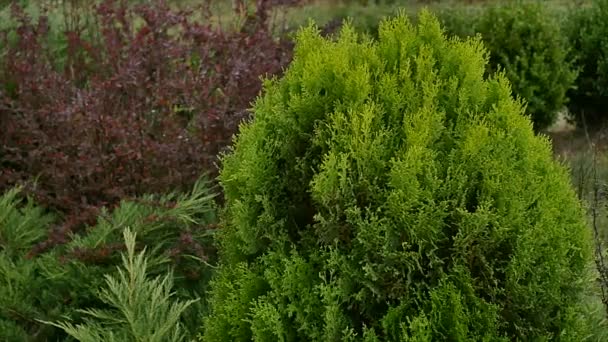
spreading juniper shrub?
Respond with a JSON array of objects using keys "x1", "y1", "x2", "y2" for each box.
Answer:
[{"x1": 0, "y1": 0, "x2": 295, "y2": 251}]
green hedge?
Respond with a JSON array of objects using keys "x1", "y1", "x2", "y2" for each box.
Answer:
[{"x1": 201, "y1": 11, "x2": 599, "y2": 341}]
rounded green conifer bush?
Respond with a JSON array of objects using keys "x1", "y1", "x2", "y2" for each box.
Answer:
[{"x1": 202, "y1": 11, "x2": 599, "y2": 341}]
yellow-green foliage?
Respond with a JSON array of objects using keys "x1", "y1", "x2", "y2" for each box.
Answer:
[{"x1": 202, "y1": 11, "x2": 599, "y2": 341}]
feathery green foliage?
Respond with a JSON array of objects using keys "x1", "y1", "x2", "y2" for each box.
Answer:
[
  {"x1": 44, "y1": 228, "x2": 197, "y2": 342},
  {"x1": 0, "y1": 178, "x2": 217, "y2": 341},
  {"x1": 0, "y1": 187, "x2": 56, "y2": 339},
  {"x1": 0, "y1": 187, "x2": 54, "y2": 257},
  {"x1": 202, "y1": 11, "x2": 599, "y2": 341}
]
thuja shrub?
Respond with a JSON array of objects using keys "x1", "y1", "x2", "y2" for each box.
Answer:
[
  {"x1": 0, "y1": 0, "x2": 293, "y2": 248},
  {"x1": 566, "y1": 0, "x2": 608, "y2": 126},
  {"x1": 0, "y1": 179, "x2": 217, "y2": 341},
  {"x1": 202, "y1": 11, "x2": 600, "y2": 341},
  {"x1": 472, "y1": 2, "x2": 576, "y2": 131}
]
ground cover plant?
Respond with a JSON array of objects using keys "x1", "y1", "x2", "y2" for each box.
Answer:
[
  {"x1": 0, "y1": 0, "x2": 294, "y2": 340},
  {"x1": 202, "y1": 11, "x2": 603, "y2": 341},
  {"x1": 0, "y1": 179, "x2": 217, "y2": 340},
  {"x1": 45, "y1": 228, "x2": 198, "y2": 342}
]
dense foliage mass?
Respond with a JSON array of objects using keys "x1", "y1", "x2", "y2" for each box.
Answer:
[
  {"x1": 202, "y1": 12, "x2": 598, "y2": 341},
  {"x1": 0, "y1": 180, "x2": 217, "y2": 340},
  {"x1": 0, "y1": 0, "x2": 293, "y2": 249},
  {"x1": 3, "y1": 1, "x2": 608, "y2": 341},
  {"x1": 435, "y1": 5, "x2": 481, "y2": 38}
]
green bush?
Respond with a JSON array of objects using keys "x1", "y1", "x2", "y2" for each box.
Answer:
[
  {"x1": 441, "y1": 2, "x2": 577, "y2": 131},
  {"x1": 566, "y1": 0, "x2": 608, "y2": 126},
  {"x1": 435, "y1": 5, "x2": 483, "y2": 38},
  {"x1": 0, "y1": 180, "x2": 217, "y2": 341},
  {"x1": 201, "y1": 11, "x2": 599, "y2": 341}
]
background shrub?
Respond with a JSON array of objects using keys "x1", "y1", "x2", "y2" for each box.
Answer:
[
  {"x1": 442, "y1": 2, "x2": 577, "y2": 131},
  {"x1": 435, "y1": 5, "x2": 483, "y2": 38},
  {"x1": 0, "y1": 0, "x2": 294, "y2": 250},
  {"x1": 202, "y1": 11, "x2": 599, "y2": 341},
  {"x1": 566, "y1": 0, "x2": 608, "y2": 127},
  {"x1": 0, "y1": 179, "x2": 217, "y2": 341}
]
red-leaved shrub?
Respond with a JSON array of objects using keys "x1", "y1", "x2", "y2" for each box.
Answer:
[{"x1": 0, "y1": 0, "x2": 295, "y2": 251}]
